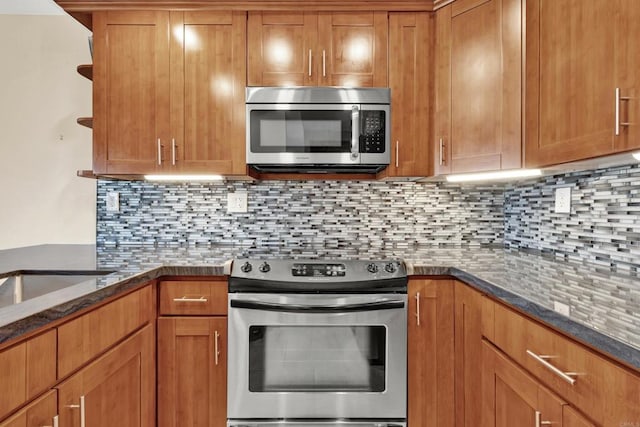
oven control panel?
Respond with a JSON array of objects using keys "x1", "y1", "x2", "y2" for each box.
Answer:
[{"x1": 292, "y1": 263, "x2": 346, "y2": 277}]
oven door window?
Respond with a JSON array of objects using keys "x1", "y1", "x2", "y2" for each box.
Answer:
[
  {"x1": 248, "y1": 325, "x2": 386, "y2": 392},
  {"x1": 249, "y1": 110, "x2": 352, "y2": 153}
]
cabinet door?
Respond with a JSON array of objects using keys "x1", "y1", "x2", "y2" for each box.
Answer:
[
  {"x1": 248, "y1": 12, "x2": 318, "y2": 86},
  {"x1": 318, "y1": 12, "x2": 388, "y2": 87},
  {"x1": 57, "y1": 324, "x2": 155, "y2": 427},
  {"x1": 433, "y1": 4, "x2": 452, "y2": 175},
  {"x1": 525, "y1": 0, "x2": 615, "y2": 167},
  {"x1": 0, "y1": 390, "x2": 57, "y2": 427},
  {"x1": 481, "y1": 340, "x2": 564, "y2": 427},
  {"x1": 93, "y1": 11, "x2": 171, "y2": 174},
  {"x1": 158, "y1": 317, "x2": 227, "y2": 427},
  {"x1": 407, "y1": 280, "x2": 454, "y2": 427},
  {"x1": 386, "y1": 13, "x2": 432, "y2": 178},
  {"x1": 170, "y1": 11, "x2": 246, "y2": 175},
  {"x1": 614, "y1": 0, "x2": 640, "y2": 152},
  {"x1": 449, "y1": 0, "x2": 522, "y2": 173},
  {"x1": 454, "y1": 283, "x2": 484, "y2": 427}
]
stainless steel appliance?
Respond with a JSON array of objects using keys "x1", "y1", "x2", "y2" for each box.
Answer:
[
  {"x1": 246, "y1": 87, "x2": 391, "y2": 173},
  {"x1": 227, "y1": 259, "x2": 408, "y2": 427}
]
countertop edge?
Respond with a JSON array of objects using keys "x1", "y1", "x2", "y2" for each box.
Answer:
[
  {"x1": 1, "y1": 259, "x2": 639, "y2": 373},
  {"x1": 448, "y1": 267, "x2": 640, "y2": 372}
]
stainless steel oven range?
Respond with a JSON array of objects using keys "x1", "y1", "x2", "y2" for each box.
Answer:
[{"x1": 227, "y1": 259, "x2": 408, "y2": 427}]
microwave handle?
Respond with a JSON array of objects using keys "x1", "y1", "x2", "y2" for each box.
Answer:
[
  {"x1": 230, "y1": 299, "x2": 404, "y2": 313},
  {"x1": 351, "y1": 105, "x2": 360, "y2": 160}
]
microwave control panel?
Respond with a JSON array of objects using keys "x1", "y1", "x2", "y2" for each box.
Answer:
[{"x1": 360, "y1": 110, "x2": 386, "y2": 154}]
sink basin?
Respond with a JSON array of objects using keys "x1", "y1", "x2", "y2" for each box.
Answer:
[{"x1": 0, "y1": 271, "x2": 115, "y2": 308}]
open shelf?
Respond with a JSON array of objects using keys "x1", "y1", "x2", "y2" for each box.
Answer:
[
  {"x1": 77, "y1": 117, "x2": 93, "y2": 129},
  {"x1": 77, "y1": 64, "x2": 93, "y2": 81}
]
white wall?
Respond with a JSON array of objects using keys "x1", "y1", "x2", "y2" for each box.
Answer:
[{"x1": 0, "y1": 14, "x2": 96, "y2": 249}]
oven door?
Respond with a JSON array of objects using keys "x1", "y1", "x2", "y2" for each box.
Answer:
[{"x1": 227, "y1": 293, "x2": 407, "y2": 420}]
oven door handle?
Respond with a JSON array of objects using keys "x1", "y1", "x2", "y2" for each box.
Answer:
[{"x1": 230, "y1": 299, "x2": 404, "y2": 313}]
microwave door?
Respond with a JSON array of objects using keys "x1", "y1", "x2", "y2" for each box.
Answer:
[{"x1": 246, "y1": 104, "x2": 361, "y2": 165}]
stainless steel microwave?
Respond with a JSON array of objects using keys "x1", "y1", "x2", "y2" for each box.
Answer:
[{"x1": 246, "y1": 87, "x2": 390, "y2": 173}]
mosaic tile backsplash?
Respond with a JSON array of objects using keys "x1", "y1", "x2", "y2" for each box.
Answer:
[
  {"x1": 97, "y1": 162, "x2": 640, "y2": 270},
  {"x1": 96, "y1": 180, "x2": 505, "y2": 248},
  {"x1": 504, "y1": 163, "x2": 640, "y2": 272}
]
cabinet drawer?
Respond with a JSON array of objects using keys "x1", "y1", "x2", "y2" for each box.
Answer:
[
  {"x1": 159, "y1": 280, "x2": 227, "y2": 315},
  {"x1": 0, "y1": 330, "x2": 56, "y2": 421},
  {"x1": 492, "y1": 303, "x2": 640, "y2": 425},
  {"x1": 57, "y1": 285, "x2": 154, "y2": 379}
]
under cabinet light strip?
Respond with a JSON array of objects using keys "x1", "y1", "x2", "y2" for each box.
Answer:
[
  {"x1": 445, "y1": 169, "x2": 542, "y2": 183},
  {"x1": 144, "y1": 174, "x2": 224, "y2": 182}
]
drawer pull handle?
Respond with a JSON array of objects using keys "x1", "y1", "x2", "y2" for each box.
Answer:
[
  {"x1": 415, "y1": 292, "x2": 421, "y2": 326},
  {"x1": 526, "y1": 350, "x2": 577, "y2": 385},
  {"x1": 173, "y1": 296, "x2": 208, "y2": 303}
]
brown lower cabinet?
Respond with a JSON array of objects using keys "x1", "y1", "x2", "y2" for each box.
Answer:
[
  {"x1": 158, "y1": 317, "x2": 227, "y2": 427},
  {"x1": 407, "y1": 279, "x2": 455, "y2": 427},
  {"x1": 57, "y1": 324, "x2": 155, "y2": 427}
]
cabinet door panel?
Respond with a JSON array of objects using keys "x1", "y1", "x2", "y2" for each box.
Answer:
[
  {"x1": 387, "y1": 13, "x2": 432, "y2": 178},
  {"x1": 57, "y1": 324, "x2": 154, "y2": 427},
  {"x1": 248, "y1": 12, "x2": 317, "y2": 86},
  {"x1": 450, "y1": 0, "x2": 521, "y2": 173},
  {"x1": 615, "y1": 0, "x2": 640, "y2": 152},
  {"x1": 93, "y1": 11, "x2": 170, "y2": 174},
  {"x1": 318, "y1": 12, "x2": 387, "y2": 87},
  {"x1": 525, "y1": 0, "x2": 615, "y2": 167},
  {"x1": 173, "y1": 11, "x2": 246, "y2": 174},
  {"x1": 408, "y1": 280, "x2": 454, "y2": 427},
  {"x1": 158, "y1": 317, "x2": 227, "y2": 427}
]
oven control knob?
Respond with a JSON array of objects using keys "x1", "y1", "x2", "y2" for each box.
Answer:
[
  {"x1": 367, "y1": 263, "x2": 379, "y2": 273},
  {"x1": 385, "y1": 262, "x2": 397, "y2": 273},
  {"x1": 259, "y1": 262, "x2": 271, "y2": 273},
  {"x1": 240, "y1": 262, "x2": 253, "y2": 273}
]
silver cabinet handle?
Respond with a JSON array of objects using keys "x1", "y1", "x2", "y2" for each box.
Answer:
[
  {"x1": 65, "y1": 396, "x2": 85, "y2": 427},
  {"x1": 439, "y1": 137, "x2": 445, "y2": 166},
  {"x1": 415, "y1": 292, "x2": 420, "y2": 326},
  {"x1": 157, "y1": 138, "x2": 162, "y2": 165},
  {"x1": 173, "y1": 296, "x2": 208, "y2": 303},
  {"x1": 351, "y1": 105, "x2": 360, "y2": 160},
  {"x1": 171, "y1": 138, "x2": 176, "y2": 166},
  {"x1": 535, "y1": 411, "x2": 553, "y2": 427},
  {"x1": 214, "y1": 330, "x2": 220, "y2": 365},
  {"x1": 322, "y1": 49, "x2": 326, "y2": 77},
  {"x1": 395, "y1": 141, "x2": 399, "y2": 168},
  {"x1": 526, "y1": 350, "x2": 577, "y2": 385},
  {"x1": 308, "y1": 49, "x2": 312, "y2": 77}
]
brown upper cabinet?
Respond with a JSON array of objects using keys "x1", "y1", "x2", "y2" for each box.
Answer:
[
  {"x1": 434, "y1": 0, "x2": 523, "y2": 175},
  {"x1": 248, "y1": 11, "x2": 388, "y2": 87},
  {"x1": 525, "y1": 0, "x2": 640, "y2": 168},
  {"x1": 93, "y1": 11, "x2": 246, "y2": 175},
  {"x1": 384, "y1": 12, "x2": 433, "y2": 178}
]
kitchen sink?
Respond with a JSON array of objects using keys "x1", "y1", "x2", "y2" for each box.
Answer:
[{"x1": 0, "y1": 270, "x2": 116, "y2": 308}]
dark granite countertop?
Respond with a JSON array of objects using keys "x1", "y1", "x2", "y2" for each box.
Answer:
[{"x1": 0, "y1": 244, "x2": 638, "y2": 372}]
